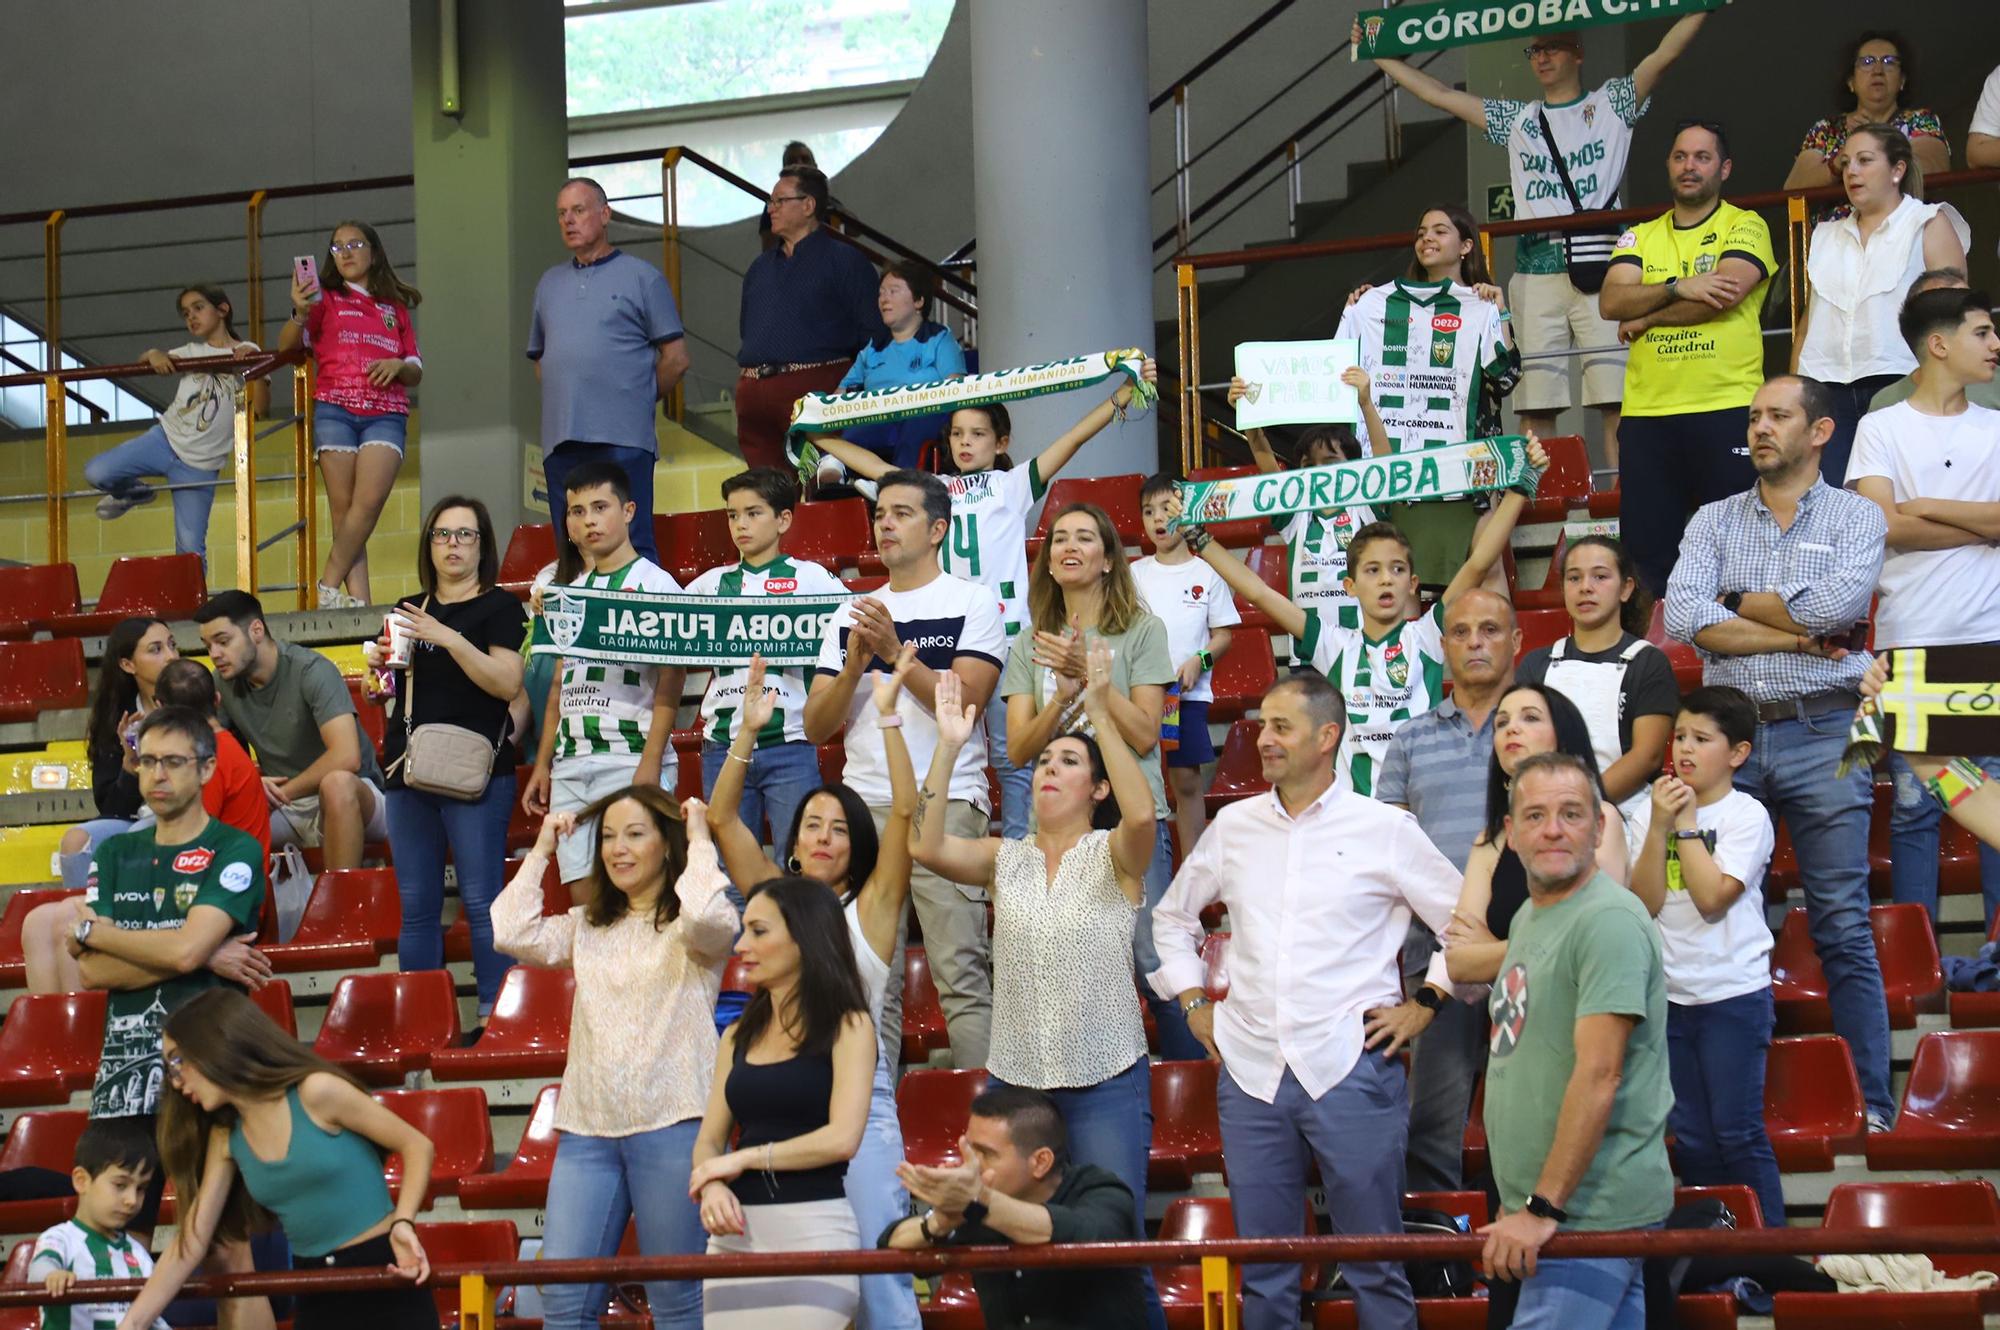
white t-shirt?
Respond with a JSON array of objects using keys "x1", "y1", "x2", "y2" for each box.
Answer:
[
  {"x1": 1625, "y1": 789, "x2": 1775, "y2": 1005},
  {"x1": 1846, "y1": 400, "x2": 2000, "y2": 647},
  {"x1": 940, "y1": 460, "x2": 1045, "y2": 640},
  {"x1": 686, "y1": 555, "x2": 846, "y2": 747},
  {"x1": 1334, "y1": 280, "x2": 1511, "y2": 453},
  {"x1": 1300, "y1": 601, "x2": 1447, "y2": 797},
  {"x1": 30, "y1": 1218, "x2": 170, "y2": 1330},
  {"x1": 1131, "y1": 554, "x2": 1241, "y2": 703},
  {"x1": 812, "y1": 570, "x2": 1006, "y2": 809},
  {"x1": 554, "y1": 556, "x2": 683, "y2": 761},
  {"x1": 159, "y1": 340, "x2": 262, "y2": 470},
  {"x1": 1482, "y1": 78, "x2": 1649, "y2": 273}
]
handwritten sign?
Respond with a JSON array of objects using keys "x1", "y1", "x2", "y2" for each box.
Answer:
[{"x1": 1232, "y1": 339, "x2": 1360, "y2": 431}]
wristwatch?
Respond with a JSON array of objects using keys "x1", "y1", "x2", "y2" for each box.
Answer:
[
  {"x1": 1197, "y1": 649, "x2": 1214, "y2": 672},
  {"x1": 1182, "y1": 994, "x2": 1213, "y2": 1016},
  {"x1": 1673, "y1": 829, "x2": 1707, "y2": 842},
  {"x1": 962, "y1": 1198, "x2": 990, "y2": 1226},
  {"x1": 71, "y1": 916, "x2": 94, "y2": 948},
  {"x1": 1413, "y1": 985, "x2": 1446, "y2": 1013},
  {"x1": 1524, "y1": 1193, "x2": 1569, "y2": 1223},
  {"x1": 918, "y1": 1210, "x2": 947, "y2": 1242},
  {"x1": 1721, "y1": 590, "x2": 1744, "y2": 613}
]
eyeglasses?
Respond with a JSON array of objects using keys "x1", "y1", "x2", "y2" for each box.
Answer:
[
  {"x1": 768, "y1": 194, "x2": 809, "y2": 208},
  {"x1": 1522, "y1": 42, "x2": 1575, "y2": 57},
  {"x1": 136, "y1": 754, "x2": 198, "y2": 773},
  {"x1": 430, "y1": 527, "x2": 481, "y2": 545},
  {"x1": 1855, "y1": 53, "x2": 1902, "y2": 69},
  {"x1": 163, "y1": 1051, "x2": 184, "y2": 1083},
  {"x1": 330, "y1": 240, "x2": 371, "y2": 256}
]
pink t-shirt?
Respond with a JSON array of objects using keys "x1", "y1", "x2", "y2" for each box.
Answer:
[{"x1": 302, "y1": 285, "x2": 420, "y2": 416}]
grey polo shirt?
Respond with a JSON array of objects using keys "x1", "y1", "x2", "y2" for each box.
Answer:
[
  {"x1": 1374, "y1": 695, "x2": 1495, "y2": 873},
  {"x1": 526, "y1": 249, "x2": 684, "y2": 455}
]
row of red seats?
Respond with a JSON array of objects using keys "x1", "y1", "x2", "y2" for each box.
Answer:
[{"x1": 0, "y1": 555, "x2": 205, "y2": 644}]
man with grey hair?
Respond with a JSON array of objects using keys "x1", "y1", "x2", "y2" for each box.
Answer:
[
  {"x1": 527, "y1": 175, "x2": 688, "y2": 566},
  {"x1": 1151, "y1": 672, "x2": 1475, "y2": 1330},
  {"x1": 1479, "y1": 751, "x2": 1670, "y2": 1330}
]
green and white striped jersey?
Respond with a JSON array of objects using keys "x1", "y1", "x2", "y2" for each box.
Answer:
[
  {"x1": 940, "y1": 458, "x2": 1047, "y2": 640},
  {"x1": 686, "y1": 555, "x2": 845, "y2": 747},
  {"x1": 1280, "y1": 503, "x2": 1378, "y2": 619},
  {"x1": 1335, "y1": 280, "x2": 1509, "y2": 454},
  {"x1": 29, "y1": 1219, "x2": 168, "y2": 1330},
  {"x1": 555, "y1": 556, "x2": 683, "y2": 761},
  {"x1": 1299, "y1": 601, "x2": 1448, "y2": 797}
]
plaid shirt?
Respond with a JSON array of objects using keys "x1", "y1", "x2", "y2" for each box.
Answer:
[{"x1": 1664, "y1": 477, "x2": 1884, "y2": 703}]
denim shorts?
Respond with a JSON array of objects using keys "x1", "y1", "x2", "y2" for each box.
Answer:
[{"x1": 314, "y1": 400, "x2": 408, "y2": 455}]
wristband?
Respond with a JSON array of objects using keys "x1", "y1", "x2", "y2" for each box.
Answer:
[
  {"x1": 390, "y1": 1217, "x2": 416, "y2": 1235},
  {"x1": 876, "y1": 713, "x2": 904, "y2": 729}
]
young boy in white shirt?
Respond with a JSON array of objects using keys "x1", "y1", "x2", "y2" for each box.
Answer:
[
  {"x1": 30, "y1": 1119, "x2": 172, "y2": 1330},
  {"x1": 685, "y1": 467, "x2": 846, "y2": 860},
  {"x1": 1132, "y1": 473, "x2": 1238, "y2": 856},
  {"x1": 1625, "y1": 684, "x2": 1786, "y2": 1227}
]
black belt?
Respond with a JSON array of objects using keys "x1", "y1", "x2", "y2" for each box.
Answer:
[
  {"x1": 739, "y1": 358, "x2": 845, "y2": 380},
  {"x1": 1754, "y1": 690, "x2": 1859, "y2": 725}
]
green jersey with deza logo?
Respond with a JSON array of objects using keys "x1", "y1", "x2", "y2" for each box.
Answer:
[
  {"x1": 940, "y1": 459, "x2": 1046, "y2": 640},
  {"x1": 556, "y1": 556, "x2": 684, "y2": 760},
  {"x1": 1299, "y1": 601, "x2": 1447, "y2": 797},
  {"x1": 87, "y1": 820, "x2": 266, "y2": 1118},
  {"x1": 1335, "y1": 281, "x2": 1510, "y2": 455},
  {"x1": 686, "y1": 555, "x2": 846, "y2": 747}
]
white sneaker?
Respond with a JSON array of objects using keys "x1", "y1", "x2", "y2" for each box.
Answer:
[
  {"x1": 96, "y1": 487, "x2": 155, "y2": 520},
  {"x1": 816, "y1": 454, "x2": 849, "y2": 489},
  {"x1": 853, "y1": 477, "x2": 879, "y2": 502},
  {"x1": 316, "y1": 583, "x2": 346, "y2": 610}
]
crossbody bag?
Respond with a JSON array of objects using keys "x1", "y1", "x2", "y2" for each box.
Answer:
[
  {"x1": 1536, "y1": 106, "x2": 1621, "y2": 295},
  {"x1": 387, "y1": 597, "x2": 506, "y2": 801}
]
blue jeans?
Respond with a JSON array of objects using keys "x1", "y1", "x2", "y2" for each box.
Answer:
[
  {"x1": 1136, "y1": 822, "x2": 1206, "y2": 1062},
  {"x1": 1733, "y1": 707, "x2": 1894, "y2": 1121},
  {"x1": 61, "y1": 816, "x2": 145, "y2": 889},
  {"x1": 313, "y1": 400, "x2": 409, "y2": 453},
  {"x1": 987, "y1": 696, "x2": 1031, "y2": 840},
  {"x1": 702, "y1": 739, "x2": 821, "y2": 912},
  {"x1": 1509, "y1": 1238, "x2": 1653, "y2": 1330},
  {"x1": 83, "y1": 423, "x2": 220, "y2": 564},
  {"x1": 545, "y1": 441, "x2": 658, "y2": 566},
  {"x1": 1668, "y1": 989, "x2": 1787, "y2": 1228},
  {"x1": 539, "y1": 1120, "x2": 704, "y2": 1329},
  {"x1": 847, "y1": 1059, "x2": 921, "y2": 1329},
  {"x1": 989, "y1": 1058, "x2": 1164, "y2": 1330},
  {"x1": 386, "y1": 773, "x2": 517, "y2": 1012},
  {"x1": 1217, "y1": 1056, "x2": 1415, "y2": 1330},
  {"x1": 1889, "y1": 752, "x2": 2000, "y2": 927}
]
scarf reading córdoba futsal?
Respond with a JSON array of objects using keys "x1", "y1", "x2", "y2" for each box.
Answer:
[
  {"x1": 1175, "y1": 435, "x2": 1542, "y2": 527},
  {"x1": 530, "y1": 587, "x2": 854, "y2": 668}
]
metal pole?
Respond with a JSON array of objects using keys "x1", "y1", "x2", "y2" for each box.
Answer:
[
  {"x1": 458, "y1": 1273, "x2": 494, "y2": 1330},
  {"x1": 1787, "y1": 193, "x2": 1808, "y2": 350},
  {"x1": 246, "y1": 190, "x2": 268, "y2": 347},
  {"x1": 294, "y1": 362, "x2": 317, "y2": 610},
  {"x1": 1285, "y1": 140, "x2": 1300, "y2": 239},
  {"x1": 1174, "y1": 87, "x2": 1191, "y2": 254},
  {"x1": 44, "y1": 375, "x2": 67, "y2": 566},
  {"x1": 1176, "y1": 263, "x2": 1205, "y2": 474},
  {"x1": 43, "y1": 210, "x2": 65, "y2": 374},
  {"x1": 661, "y1": 148, "x2": 685, "y2": 423},
  {"x1": 233, "y1": 387, "x2": 258, "y2": 594},
  {"x1": 1383, "y1": 77, "x2": 1402, "y2": 163},
  {"x1": 1200, "y1": 1254, "x2": 1237, "y2": 1330}
]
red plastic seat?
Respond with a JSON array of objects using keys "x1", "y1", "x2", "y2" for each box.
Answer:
[
  {"x1": 249, "y1": 979, "x2": 298, "y2": 1037},
  {"x1": 896, "y1": 1067, "x2": 987, "y2": 1169},
  {"x1": 1764, "y1": 1035, "x2": 1866, "y2": 1170},
  {"x1": 1204, "y1": 720, "x2": 1269, "y2": 815},
  {"x1": 1150, "y1": 1059, "x2": 1225, "y2": 1189},
  {"x1": 0, "y1": 990, "x2": 106, "y2": 1107},
  {"x1": 1515, "y1": 607, "x2": 1570, "y2": 659},
  {"x1": 1156, "y1": 1197, "x2": 1239, "y2": 1327},
  {"x1": 418, "y1": 1218, "x2": 519, "y2": 1324},
  {"x1": 0, "y1": 888, "x2": 84, "y2": 988},
  {"x1": 920, "y1": 1271, "x2": 985, "y2": 1330},
  {"x1": 902, "y1": 947, "x2": 950, "y2": 1065},
  {"x1": 376, "y1": 1087, "x2": 494, "y2": 1202},
  {"x1": 781, "y1": 497, "x2": 870, "y2": 572},
  {"x1": 0, "y1": 638, "x2": 88, "y2": 721},
  {"x1": 0, "y1": 1111, "x2": 86, "y2": 1233},
  {"x1": 458, "y1": 1083, "x2": 562, "y2": 1211},
  {"x1": 1410, "y1": 1188, "x2": 1490, "y2": 1229},
  {"x1": 1522, "y1": 435, "x2": 1589, "y2": 527},
  {"x1": 1035, "y1": 475, "x2": 1146, "y2": 548},
  {"x1": 0, "y1": 563, "x2": 80, "y2": 639},
  {"x1": 1772, "y1": 1180, "x2": 2000, "y2": 1330},
  {"x1": 1644, "y1": 601, "x2": 1703, "y2": 695},
  {"x1": 658, "y1": 509, "x2": 733, "y2": 585},
  {"x1": 499, "y1": 523, "x2": 557, "y2": 598},
  {"x1": 1208, "y1": 628, "x2": 1275, "y2": 723},
  {"x1": 312, "y1": 970, "x2": 462, "y2": 1084},
  {"x1": 1773, "y1": 903, "x2": 1943, "y2": 1033},
  {"x1": 1227, "y1": 545, "x2": 1290, "y2": 633},
  {"x1": 48, "y1": 555, "x2": 206, "y2": 638},
  {"x1": 431, "y1": 966, "x2": 574, "y2": 1081},
  {"x1": 1867, "y1": 1030, "x2": 2000, "y2": 1170},
  {"x1": 0, "y1": 1239, "x2": 33, "y2": 1330},
  {"x1": 261, "y1": 868, "x2": 402, "y2": 971},
  {"x1": 1506, "y1": 532, "x2": 1568, "y2": 613},
  {"x1": 1587, "y1": 477, "x2": 1620, "y2": 520},
  {"x1": 1677, "y1": 1182, "x2": 1764, "y2": 1229}
]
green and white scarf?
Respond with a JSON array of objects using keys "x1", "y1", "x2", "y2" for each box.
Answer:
[
  {"x1": 530, "y1": 585, "x2": 852, "y2": 668},
  {"x1": 786, "y1": 347, "x2": 1154, "y2": 485},
  {"x1": 1352, "y1": 0, "x2": 1728, "y2": 61},
  {"x1": 1176, "y1": 435, "x2": 1541, "y2": 526},
  {"x1": 1840, "y1": 646, "x2": 2000, "y2": 775}
]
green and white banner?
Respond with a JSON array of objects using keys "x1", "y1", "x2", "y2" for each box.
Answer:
[
  {"x1": 786, "y1": 348, "x2": 1154, "y2": 483},
  {"x1": 529, "y1": 586, "x2": 853, "y2": 668},
  {"x1": 1352, "y1": 0, "x2": 1728, "y2": 60},
  {"x1": 1176, "y1": 435, "x2": 1540, "y2": 526}
]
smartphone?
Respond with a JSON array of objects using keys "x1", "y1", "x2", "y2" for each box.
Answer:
[{"x1": 293, "y1": 254, "x2": 321, "y2": 301}]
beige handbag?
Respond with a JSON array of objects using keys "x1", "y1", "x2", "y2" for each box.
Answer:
[{"x1": 387, "y1": 598, "x2": 505, "y2": 801}]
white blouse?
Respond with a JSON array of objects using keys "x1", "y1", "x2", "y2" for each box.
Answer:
[
  {"x1": 987, "y1": 830, "x2": 1147, "y2": 1090},
  {"x1": 1800, "y1": 195, "x2": 1972, "y2": 382},
  {"x1": 491, "y1": 843, "x2": 738, "y2": 1136}
]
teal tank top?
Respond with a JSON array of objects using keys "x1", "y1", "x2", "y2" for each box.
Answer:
[{"x1": 227, "y1": 1085, "x2": 394, "y2": 1257}]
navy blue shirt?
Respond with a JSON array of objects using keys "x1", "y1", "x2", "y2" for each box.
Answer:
[
  {"x1": 738, "y1": 225, "x2": 885, "y2": 369},
  {"x1": 527, "y1": 249, "x2": 684, "y2": 454}
]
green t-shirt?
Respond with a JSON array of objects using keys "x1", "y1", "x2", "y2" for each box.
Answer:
[
  {"x1": 218, "y1": 640, "x2": 384, "y2": 786},
  {"x1": 1000, "y1": 612, "x2": 1177, "y2": 820},
  {"x1": 1484, "y1": 872, "x2": 1672, "y2": 1231},
  {"x1": 86, "y1": 819, "x2": 267, "y2": 1118}
]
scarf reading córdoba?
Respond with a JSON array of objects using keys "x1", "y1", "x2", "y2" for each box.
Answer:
[{"x1": 1175, "y1": 435, "x2": 1541, "y2": 526}]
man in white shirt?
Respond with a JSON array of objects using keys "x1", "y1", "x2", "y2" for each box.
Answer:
[
  {"x1": 1848, "y1": 286, "x2": 2000, "y2": 927},
  {"x1": 1969, "y1": 64, "x2": 2000, "y2": 170},
  {"x1": 807, "y1": 469, "x2": 1006, "y2": 1069},
  {"x1": 1151, "y1": 672, "x2": 1474, "y2": 1330}
]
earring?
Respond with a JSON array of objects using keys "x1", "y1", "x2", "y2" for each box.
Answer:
[{"x1": 787, "y1": 856, "x2": 802, "y2": 874}]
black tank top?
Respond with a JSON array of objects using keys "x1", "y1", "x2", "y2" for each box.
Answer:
[
  {"x1": 1487, "y1": 844, "x2": 1530, "y2": 942},
  {"x1": 725, "y1": 1052, "x2": 847, "y2": 1205}
]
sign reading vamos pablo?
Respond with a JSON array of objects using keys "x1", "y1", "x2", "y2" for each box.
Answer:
[
  {"x1": 1352, "y1": 0, "x2": 1727, "y2": 60},
  {"x1": 530, "y1": 587, "x2": 854, "y2": 668},
  {"x1": 1176, "y1": 436, "x2": 1540, "y2": 527}
]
